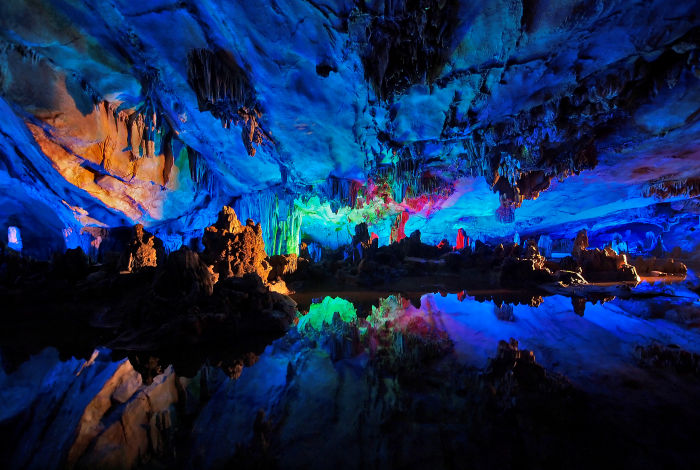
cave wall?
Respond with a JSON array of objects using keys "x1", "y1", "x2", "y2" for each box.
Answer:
[{"x1": 0, "y1": 0, "x2": 698, "y2": 256}]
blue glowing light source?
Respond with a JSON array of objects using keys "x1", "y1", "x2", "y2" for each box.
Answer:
[{"x1": 7, "y1": 226, "x2": 22, "y2": 252}]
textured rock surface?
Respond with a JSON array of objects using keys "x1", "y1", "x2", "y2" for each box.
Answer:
[
  {"x1": 121, "y1": 224, "x2": 165, "y2": 272},
  {"x1": 267, "y1": 253, "x2": 298, "y2": 281},
  {"x1": 632, "y1": 256, "x2": 688, "y2": 275},
  {"x1": 202, "y1": 207, "x2": 271, "y2": 282},
  {"x1": 572, "y1": 229, "x2": 590, "y2": 258},
  {"x1": 500, "y1": 241, "x2": 554, "y2": 286},
  {"x1": 0, "y1": 0, "x2": 698, "y2": 255},
  {"x1": 153, "y1": 247, "x2": 216, "y2": 299},
  {"x1": 576, "y1": 246, "x2": 640, "y2": 283}
]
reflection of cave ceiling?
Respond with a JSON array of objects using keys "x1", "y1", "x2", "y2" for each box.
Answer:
[{"x1": 0, "y1": 0, "x2": 699, "y2": 256}]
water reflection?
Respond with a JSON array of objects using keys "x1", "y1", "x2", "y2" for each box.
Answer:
[{"x1": 2, "y1": 279, "x2": 700, "y2": 469}]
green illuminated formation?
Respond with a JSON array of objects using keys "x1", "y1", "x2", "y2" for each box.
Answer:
[
  {"x1": 235, "y1": 192, "x2": 304, "y2": 256},
  {"x1": 297, "y1": 296, "x2": 357, "y2": 331},
  {"x1": 367, "y1": 295, "x2": 405, "y2": 328}
]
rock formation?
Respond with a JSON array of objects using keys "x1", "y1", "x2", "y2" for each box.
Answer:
[
  {"x1": 121, "y1": 224, "x2": 165, "y2": 272},
  {"x1": 153, "y1": 247, "x2": 216, "y2": 300},
  {"x1": 636, "y1": 343, "x2": 700, "y2": 376},
  {"x1": 267, "y1": 254, "x2": 298, "y2": 281},
  {"x1": 632, "y1": 257, "x2": 688, "y2": 276},
  {"x1": 576, "y1": 246, "x2": 640, "y2": 283},
  {"x1": 202, "y1": 206, "x2": 271, "y2": 283},
  {"x1": 572, "y1": 229, "x2": 589, "y2": 258},
  {"x1": 500, "y1": 241, "x2": 554, "y2": 286},
  {"x1": 350, "y1": 222, "x2": 375, "y2": 263},
  {"x1": 568, "y1": 229, "x2": 640, "y2": 283},
  {"x1": 0, "y1": 349, "x2": 179, "y2": 470}
]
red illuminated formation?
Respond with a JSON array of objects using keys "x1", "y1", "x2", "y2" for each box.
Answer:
[
  {"x1": 455, "y1": 228, "x2": 467, "y2": 250},
  {"x1": 390, "y1": 212, "x2": 410, "y2": 242}
]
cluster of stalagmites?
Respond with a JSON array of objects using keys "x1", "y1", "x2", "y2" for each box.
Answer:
[
  {"x1": 0, "y1": 206, "x2": 298, "y2": 367},
  {"x1": 201, "y1": 206, "x2": 271, "y2": 282},
  {"x1": 2, "y1": 216, "x2": 688, "y2": 302},
  {"x1": 497, "y1": 229, "x2": 644, "y2": 286},
  {"x1": 631, "y1": 256, "x2": 688, "y2": 276},
  {"x1": 114, "y1": 206, "x2": 307, "y2": 290},
  {"x1": 301, "y1": 224, "x2": 660, "y2": 290},
  {"x1": 120, "y1": 206, "x2": 310, "y2": 300},
  {"x1": 569, "y1": 229, "x2": 641, "y2": 283}
]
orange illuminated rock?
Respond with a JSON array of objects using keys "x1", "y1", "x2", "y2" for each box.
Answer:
[
  {"x1": 66, "y1": 357, "x2": 143, "y2": 467},
  {"x1": 576, "y1": 246, "x2": 640, "y2": 283},
  {"x1": 632, "y1": 256, "x2": 688, "y2": 276},
  {"x1": 268, "y1": 254, "x2": 298, "y2": 281},
  {"x1": 202, "y1": 206, "x2": 271, "y2": 282},
  {"x1": 121, "y1": 224, "x2": 165, "y2": 272},
  {"x1": 23, "y1": 75, "x2": 178, "y2": 223},
  {"x1": 72, "y1": 365, "x2": 179, "y2": 469}
]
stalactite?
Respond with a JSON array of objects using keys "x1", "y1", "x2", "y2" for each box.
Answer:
[
  {"x1": 537, "y1": 235, "x2": 553, "y2": 258},
  {"x1": 318, "y1": 176, "x2": 362, "y2": 211},
  {"x1": 499, "y1": 153, "x2": 522, "y2": 187},
  {"x1": 187, "y1": 48, "x2": 268, "y2": 157},
  {"x1": 353, "y1": 0, "x2": 460, "y2": 100},
  {"x1": 234, "y1": 190, "x2": 303, "y2": 256},
  {"x1": 122, "y1": 92, "x2": 168, "y2": 161},
  {"x1": 643, "y1": 178, "x2": 700, "y2": 199},
  {"x1": 367, "y1": 152, "x2": 454, "y2": 205},
  {"x1": 306, "y1": 242, "x2": 323, "y2": 262},
  {"x1": 187, "y1": 48, "x2": 255, "y2": 112},
  {"x1": 185, "y1": 146, "x2": 213, "y2": 193},
  {"x1": 187, "y1": 146, "x2": 199, "y2": 183}
]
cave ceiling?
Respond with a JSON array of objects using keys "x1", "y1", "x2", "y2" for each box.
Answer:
[{"x1": 0, "y1": 0, "x2": 698, "y2": 254}]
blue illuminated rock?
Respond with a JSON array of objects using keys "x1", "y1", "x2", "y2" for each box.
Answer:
[{"x1": 0, "y1": 0, "x2": 696, "y2": 256}]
